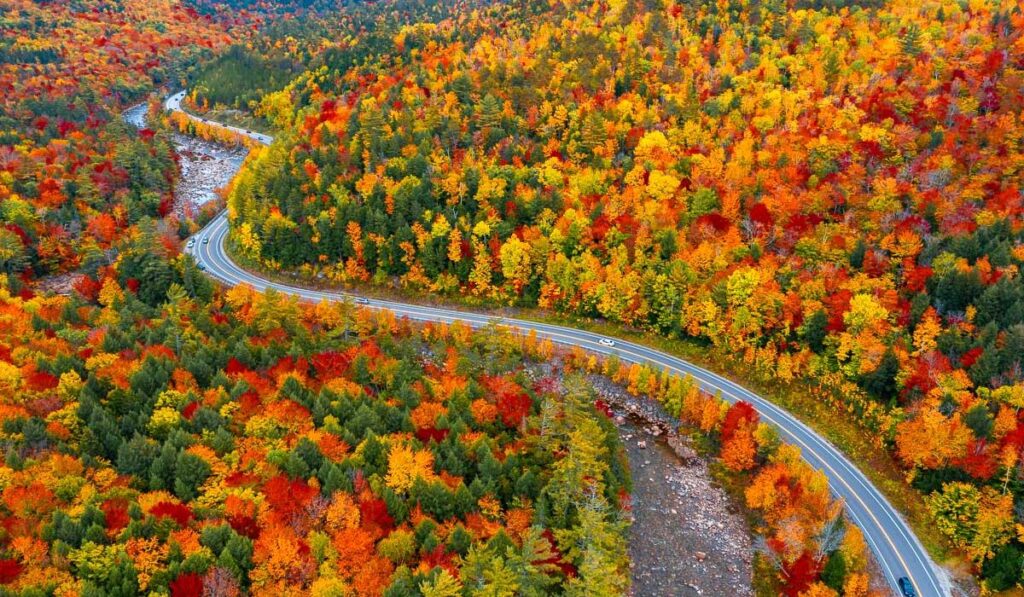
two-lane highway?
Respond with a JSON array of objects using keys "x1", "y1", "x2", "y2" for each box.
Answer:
[{"x1": 168, "y1": 90, "x2": 948, "y2": 596}]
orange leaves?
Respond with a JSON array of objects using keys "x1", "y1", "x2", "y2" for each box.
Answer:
[
  {"x1": 2, "y1": 483, "x2": 56, "y2": 527},
  {"x1": 252, "y1": 523, "x2": 315, "y2": 591},
  {"x1": 470, "y1": 398, "x2": 499, "y2": 425},
  {"x1": 332, "y1": 526, "x2": 375, "y2": 578},
  {"x1": 720, "y1": 423, "x2": 757, "y2": 472},
  {"x1": 409, "y1": 402, "x2": 446, "y2": 430},
  {"x1": 895, "y1": 408, "x2": 973, "y2": 470},
  {"x1": 36, "y1": 178, "x2": 66, "y2": 210},
  {"x1": 262, "y1": 475, "x2": 320, "y2": 528},
  {"x1": 720, "y1": 402, "x2": 759, "y2": 472},
  {"x1": 85, "y1": 213, "x2": 118, "y2": 245},
  {"x1": 126, "y1": 537, "x2": 170, "y2": 591}
]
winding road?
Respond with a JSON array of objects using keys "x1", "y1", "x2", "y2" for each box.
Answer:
[{"x1": 166, "y1": 90, "x2": 947, "y2": 596}]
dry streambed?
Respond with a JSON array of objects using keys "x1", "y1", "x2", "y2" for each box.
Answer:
[
  {"x1": 591, "y1": 376, "x2": 754, "y2": 597},
  {"x1": 122, "y1": 102, "x2": 247, "y2": 217}
]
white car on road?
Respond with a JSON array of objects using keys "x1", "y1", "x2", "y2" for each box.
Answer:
[{"x1": 598, "y1": 338, "x2": 616, "y2": 347}]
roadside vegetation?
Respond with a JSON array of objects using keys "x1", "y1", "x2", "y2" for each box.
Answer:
[
  {"x1": 2, "y1": 0, "x2": 1023, "y2": 592},
  {"x1": 223, "y1": 0, "x2": 1024, "y2": 588}
]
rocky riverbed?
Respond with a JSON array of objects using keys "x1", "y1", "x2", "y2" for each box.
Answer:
[
  {"x1": 122, "y1": 102, "x2": 247, "y2": 218},
  {"x1": 589, "y1": 375, "x2": 754, "y2": 597},
  {"x1": 524, "y1": 363, "x2": 754, "y2": 596}
]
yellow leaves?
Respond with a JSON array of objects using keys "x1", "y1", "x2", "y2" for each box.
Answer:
[
  {"x1": 536, "y1": 158, "x2": 564, "y2": 188},
  {"x1": 126, "y1": 537, "x2": 169, "y2": 591},
  {"x1": 385, "y1": 443, "x2": 436, "y2": 493},
  {"x1": 98, "y1": 277, "x2": 123, "y2": 308},
  {"x1": 235, "y1": 221, "x2": 263, "y2": 260},
  {"x1": 912, "y1": 307, "x2": 941, "y2": 356},
  {"x1": 446, "y1": 227, "x2": 463, "y2": 264},
  {"x1": 634, "y1": 130, "x2": 670, "y2": 161},
  {"x1": 410, "y1": 402, "x2": 446, "y2": 430},
  {"x1": 148, "y1": 407, "x2": 181, "y2": 436},
  {"x1": 880, "y1": 226, "x2": 923, "y2": 260},
  {"x1": 725, "y1": 267, "x2": 761, "y2": 308},
  {"x1": 310, "y1": 576, "x2": 350, "y2": 597},
  {"x1": 499, "y1": 235, "x2": 533, "y2": 292},
  {"x1": 225, "y1": 283, "x2": 256, "y2": 313},
  {"x1": 646, "y1": 169, "x2": 681, "y2": 201},
  {"x1": 477, "y1": 494, "x2": 502, "y2": 520},
  {"x1": 324, "y1": 492, "x2": 360, "y2": 532},
  {"x1": 475, "y1": 172, "x2": 507, "y2": 203},
  {"x1": 843, "y1": 293, "x2": 889, "y2": 332},
  {"x1": 992, "y1": 384, "x2": 1024, "y2": 410},
  {"x1": 0, "y1": 360, "x2": 21, "y2": 395},
  {"x1": 928, "y1": 482, "x2": 1014, "y2": 565},
  {"x1": 867, "y1": 177, "x2": 900, "y2": 214},
  {"x1": 430, "y1": 215, "x2": 451, "y2": 239},
  {"x1": 355, "y1": 171, "x2": 381, "y2": 199},
  {"x1": 798, "y1": 583, "x2": 838, "y2": 597}
]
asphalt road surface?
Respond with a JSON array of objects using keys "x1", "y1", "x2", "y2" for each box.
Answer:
[{"x1": 169, "y1": 90, "x2": 947, "y2": 597}]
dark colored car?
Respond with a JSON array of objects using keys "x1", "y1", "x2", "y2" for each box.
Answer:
[{"x1": 897, "y1": 577, "x2": 916, "y2": 597}]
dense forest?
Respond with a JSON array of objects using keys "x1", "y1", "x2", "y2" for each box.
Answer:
[
  {"x1": 2, "y1": 0, "x2": 1024, "y2": 592},
  {"x1": 222, "y1": 0, "x2": 1024, "y2": 587},
  {"x1": 0, "y1": 277, "x2": 638, "y2": 595}
]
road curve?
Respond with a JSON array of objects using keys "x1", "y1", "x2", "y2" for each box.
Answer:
[{"x1": 168, "y1": 90, "x2": 946, "y2": 597}]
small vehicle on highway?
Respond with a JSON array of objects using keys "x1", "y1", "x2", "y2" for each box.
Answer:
[
  {"x1": 202, "y1": 237, "x2": 209, "y2": 245},
  {"x1": 355, "y1": 297, "x2": 370, "y2": 305},
  {"x1": 896, "y1": 577, "x2": 915, "y2": 597},
  {"x1": 197, "y1": 263, "x2": 206, "y2": 271},
  {"x1": 187, "y1": 239, "x2": 194, "y2": 248},
  {"x1": 598, "y1": 338, "x2": 616, "y2": 348}
]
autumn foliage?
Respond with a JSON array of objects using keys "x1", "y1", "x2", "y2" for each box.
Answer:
[
  {"x1": 222, "y1": 0, "x2": 1024, "y2": 585},
  {"x1": 0, "y1": 282, "x2": 630, "y2": 594}
]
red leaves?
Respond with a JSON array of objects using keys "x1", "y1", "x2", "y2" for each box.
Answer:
[
  {"x1": 781, "y1": 551, "x2": 821, "y2": 596},
  {"x1": 482, "y1": 375, "x2": 533, "y2": 428},
  {"x1": 534, "y1": 529, "x2": 576, "y2": 578},
  {"x1": 73, "y1": 275, "x2": 103, "y2": 302},
  {"x1": 25, "y1": 369, "x2": 59, "y2": 392},
  {"x1": 169, "y1": 572, "x2": 203, "y2": 597},
  {"x1": 225, "y1": 357, "x2": 250, "y2": 376},
  {"x1": 825, "y1": 289, "x2": 853, "y2": 333},
  {"x1": 693, "y1": 212, "x2": 732, "y2": 235},
  {"x1": 181, "y1": 402, "x2": 199, "y2": 420},
  {"x1": 262, "y1": 476, "x2": 318, "y2": 526},
  {"x1": 311, "y1": 349, "x2": 353, "y2": 379},
  {"x1": 747, "y1": 202, "x2": 774, "y2": 231},
  {"x1": 3, "y1": 224, "x2": 29, "y2": 246},
  {"x1": 955, "y1": 439, "x2": 997, "y2": 481},
  {"x1": 101, "y1": 499, "x2": 130, "y2": 533},
  {"x1": 0, "y1": 559, "x2": 22, "y2": 585},
  {"x1": 415, "y1": 427, "x2": 449, "y2": 443},
  {"x1": 960, "y1": 347, "x2": 983, "y2": 369},
  {"x1": 359, "y1": 497, "x2": 394, "y2": 533},
  {"x1": 720, "y1": 401, "x2": 758, "y2": 444},
  {"x1": 421, "y1": 544, "x2": 458, "y2": 577},
  {"x1": 903, "y1": 264, "x2": 933, "y2": 293},
  {"x1": 37, "y1": 177, "x2": 66, "y2": 209},
  {"x1": 150, "y1": 501, "x2": 193, "y2": 527},
  {"x1": 228, "y1": 513, "x2": 260, "y2": 539}
]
